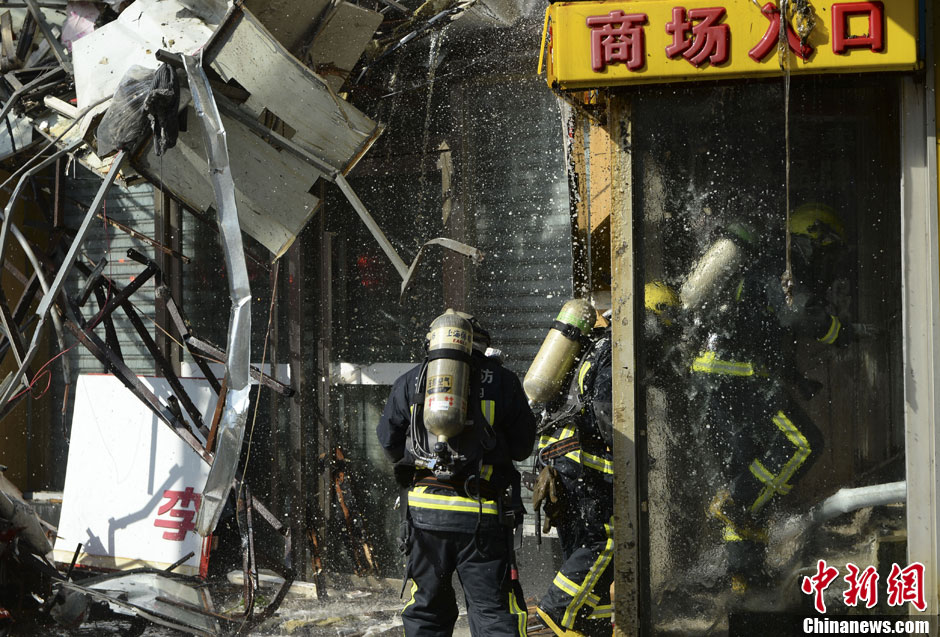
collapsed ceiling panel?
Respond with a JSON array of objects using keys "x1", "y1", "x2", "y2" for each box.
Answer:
[
  {"x1": 204, "y1": 5, "x2": 382, "y2": 173},
  {"x1": 72, "y1": 0, "x2": 220, "y2": 109},
  {"x1": 307, "y1": 2, "x2": 384, "y2": 93},
  {"x1": 133, "y1": 101, "x2": 325, "y2": 258},
  {"x1": 242, "y1": 0, "x2": 329, "y2": 53}
]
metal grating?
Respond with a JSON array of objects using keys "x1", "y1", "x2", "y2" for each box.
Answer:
[{"x1": 62, "y1": 165, "x2": 157, "y2": 376}]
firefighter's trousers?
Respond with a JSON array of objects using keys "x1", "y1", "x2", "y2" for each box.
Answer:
[
  {"x1": 401, "y1": 525, "x2": 527, "y2": 636},
  {"x1": 694, "y1": 373, "x2": 824, "y2": 580},
  {"x1": 538, "y1": 469, "x2": 614, "y2": 637}
]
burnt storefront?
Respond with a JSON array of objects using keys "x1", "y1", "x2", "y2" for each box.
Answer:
[{"x1": 541, "y1": 0, "x2": 937, "y2": 634}]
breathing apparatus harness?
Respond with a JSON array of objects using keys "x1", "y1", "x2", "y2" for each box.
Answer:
[
  {"x1": 407, "y1": 352, "x2": 498, "y2": 479},
  {"x1": 403, "y1": 344, "x2": 521, "y2": 562},
  {"x1": 530, "y1": 322, "x2": 611, "y2": 543},
  {"x1": 535, "y1": 322, "x2": 610, "y2": 441}
]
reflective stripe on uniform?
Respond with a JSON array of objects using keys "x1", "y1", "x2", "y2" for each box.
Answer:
[
  {"x1": 481, "y1": 399, "x2": 495, "y2": 426},
  {"x1": 748, "y1": 410, "x2": 811, "y2": 513},
  {"x1": 589, "y1": 604, "x2": 613, "y2": 619},
  {"x1": 408, "y1": 486, "x2": 499, "y2": 515},
  {"x1": 818, "y1": 315, "x2": 842, "y2": 345},
  {"x1": 578, "y1": 360, "x2": 592, "y2": 394},
  {"x1": 690, "y1": 351, "x2": 757, "y2": 377},
  {"x1": 538, "y1": 426, "x2": 577, "y2": 456},
  {"x1": 552, "y1": 572, "x2": 581, "y2": 599},
  {"x1": 562, "y1": 517, "x2": 615, "y2": 629},
  {"x1": 508, "y1": 585, "x2": 527, "y2": 636},
  {"x1": 577, "y1": 450, "x2": 614, "y2": 475},
  {"x1": 540, "y1": 425, "x2": 611, "y2": 474},
  {"x1": 539, "y1": 425, "x2": 577, "y2": 449},
  {"x1": 710, "y1": 492, "x2": 767, "y2": 543},
  {"x1": 402, "y1": 579, "x2": 418, "y2": 615}
]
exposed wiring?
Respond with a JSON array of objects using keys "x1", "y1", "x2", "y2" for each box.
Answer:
[{"x1": 9, "y1": 343, "x2": 76, "y2": 402}]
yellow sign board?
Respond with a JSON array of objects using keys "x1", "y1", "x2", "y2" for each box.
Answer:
[{"x1": 541, "y1": 0, "x2": 919, "y2": 89}]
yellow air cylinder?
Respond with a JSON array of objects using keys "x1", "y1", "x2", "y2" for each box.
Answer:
[
  {"x1": 423, "y1": 309, "x2": 473, "y2": 439},
  {"x1": 679, "y1": 237, "x2": 742, "y2": 312},
  {"x1": 524, "y1": 299, "x2": 596, "y2": 404}
]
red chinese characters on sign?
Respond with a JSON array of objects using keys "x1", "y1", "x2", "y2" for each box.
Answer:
[
  {"x1": 886, "y1": 562, "x2": 927, "y2": 612},
  {"x1": 748, "y1": 2, "x2": 813, "y2": 61},
  {"x1": 583, "y1": 1, "x2": 889, "y2": 75},
  {"x1": 154, "y1": 487, "x2": 202, "y2": 541},
  {"x1": 831, "y1": 2, "x2": 884, "y2": 54},
  {"x1": 801, "y1": 559, "x2": 840, "y2": 613},
  {"x1": 843, "y1": 563, "x2": 879, "y2": 608},
  {"x1": 665, "y1": 7, "x2": 729, "y2": 67},
  {"x1": 586, "y1": 10, "x2": 649, "y2": 71}
]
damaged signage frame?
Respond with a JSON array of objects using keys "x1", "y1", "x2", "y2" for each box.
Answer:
[{"x1": 181, "y1": 52, "x2": 252, "y2": 538}]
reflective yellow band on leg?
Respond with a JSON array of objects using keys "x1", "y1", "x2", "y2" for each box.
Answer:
[
  {"x1": 508, "y1": 586, "x2": 527, "y2": 636},
  {"x1": 748, "y1": 411, "x2": 811, "y2": 514},
  {"x1": 691, "y1": 351, "x2": 756, "y2": 376},
  {"x1": 402, "y1": 579, "x2": 418, "y2": 615},
  {"x1": 817, "y1": 315, "x2": 842, "y2": 345},
  {"x1": 562, "y1": 518, "x2": 614, "y2": 629}
]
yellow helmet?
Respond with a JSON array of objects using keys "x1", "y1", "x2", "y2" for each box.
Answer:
[
  {"x1": 455, "y1": 310, "x2": 490, "y2": 350},
  {"x1": 644, "y1": 281, "x2": 679, "y2": 317},
  {"x1": 789, "y1": 203, "x2": 844, "y2": 246}
]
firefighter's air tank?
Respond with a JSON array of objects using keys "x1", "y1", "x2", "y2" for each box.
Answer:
[
  {"x1": 680, "y1": 237, "x2": 743, "y2": 313},
  {"x1": 524, "y1": 298, "x2": 596, "y2": 404},
  {"x1": 423, "y1": 309, "x2": 473, "y2": 439}
]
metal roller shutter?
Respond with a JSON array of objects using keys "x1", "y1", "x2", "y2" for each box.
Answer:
[
  {"x1": 463, "y1": 76, "x2": 573, "y2": 375},
  {"x1": 62, "y1": 166, "x2": 157, "y2": 376}
]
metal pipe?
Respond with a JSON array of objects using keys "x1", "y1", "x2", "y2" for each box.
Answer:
[
  {"x1": 23, "y1": 0, "x2": 72, "y2": 74},
  {"x1": 6, "y1": 221, "x2": 67, "y2": 386},
  {"x1": 335, "y1": 172, "x2": 409, "y2": 280}
]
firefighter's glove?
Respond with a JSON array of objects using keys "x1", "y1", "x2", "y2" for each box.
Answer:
[{"x1": 533, "y1": 465, "x2": 566, "y2": 533}]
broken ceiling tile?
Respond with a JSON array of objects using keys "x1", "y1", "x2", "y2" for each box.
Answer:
[
  {"x1": 307, "y1": 2, "x2": 384, "y2": 93},
  {"x1": 72, "y1": 0, "x2": 219, "y2": 109},
  {"x1": 64, "y1": 570, "x2": 221, "y2": 635},
  {"x1": 242, "y1": 0, "x2": 329, "y2": 53},
  {"x1": 204, "y1": 5, "x2": 382, "y2": 174},
  {"x1": 133, "y1": 101, "x2": 325, "y2": 258}
]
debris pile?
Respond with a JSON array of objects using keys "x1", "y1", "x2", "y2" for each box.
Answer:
[{"x1": 0, "y1": 0, "x2": 496, "y2": 631}]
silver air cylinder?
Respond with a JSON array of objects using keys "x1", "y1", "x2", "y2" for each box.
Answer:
[
  {"x1": 424, "y1": 310, "x2": 473, "y2": 439},
  {"x1": 680, "y1": 237, "x2": 742, "y2": 312},
  {"x1": 524, "y1": 298, "x2": 596, "y2": 404}
]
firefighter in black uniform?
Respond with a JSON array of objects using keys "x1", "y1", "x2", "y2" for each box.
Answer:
[
  {"x1": 683, "y1": 205, "x2": 854, "y2": 594},
  {"x1": 376, "y1": 311, "x2": 536, "y2": 637},
  {"x1": 532, "y1": 318, "x2": 614, "y2": 637}
]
